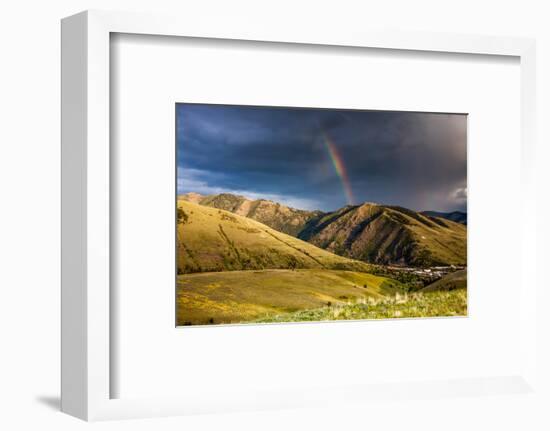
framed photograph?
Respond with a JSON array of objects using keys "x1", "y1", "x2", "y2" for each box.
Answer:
[
  {"x1": 61, "y1": 10, "x2": 539, "y2": 421},
  {"x1": 175, "y1": 103, "x2": 468, "y2": 326}
]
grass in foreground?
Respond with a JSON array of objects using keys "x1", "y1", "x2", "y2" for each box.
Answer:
[
  {"x1": 254, "y1": 288, "x2": 467, "y2": 323},
  {"x1": 176, "y1": 268, "x2": 402, "y2": 325}
]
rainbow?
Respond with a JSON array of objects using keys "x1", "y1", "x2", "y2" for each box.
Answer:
[{"x1": 323, "y1": 132, "x2": 354, "y2": 205}]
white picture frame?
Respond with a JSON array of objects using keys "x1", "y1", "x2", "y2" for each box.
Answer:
[{"x1": 61, "y1": 9, "x2": 538, "y2": 421}]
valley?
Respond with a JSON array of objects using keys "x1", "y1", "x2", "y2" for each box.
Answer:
[{"x1": 176, "y1": 194, "x2": 467, "y2": 325}]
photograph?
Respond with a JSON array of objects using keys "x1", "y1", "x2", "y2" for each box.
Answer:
[{"x1": 176, "y1": 103, "x2": 467, "y2": 326}]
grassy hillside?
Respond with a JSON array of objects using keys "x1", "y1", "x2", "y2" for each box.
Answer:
[
  {"x1": 177, "y1": 200, "x2": 374, "y2": 274},
  {"x1": 255, "y1": 288, "x2": 467, "y2": 323},
  {"x1": 180, "y1": 193, "x2": 467, "y2": 267},
  {"x1": 179, "y1": 192, "x2": 319, "y2": 236},
  {"x1": 176, "y1": 269, "x2": 403, "y2": 325},
  {"x1": 176, "y1": 199, "x2": 467, "y2": 325},
  {"x1": 299, "y1": 203, "x2": 467, "y2": 267},
  {"x1": 421, "y1": 269, "x2": 467, "y2": 292}
]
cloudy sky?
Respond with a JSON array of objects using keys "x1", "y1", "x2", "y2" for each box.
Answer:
[{"x1": 176, "y1": 104, "x2": 467, "y2": 213}]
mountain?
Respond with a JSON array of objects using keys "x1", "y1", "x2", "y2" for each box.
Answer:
[
  {"x1": 179, "y1": 193, "x2": 467, "y2": 267},
  {"x1": 422, "y1": 210, "x2": 467, "y2": 225},
  {"x1": 298, "y1": 203, "x2": 467, "y2": 267},
  {"x1": 177, "y1": 200, "x2": 374, "y2": 274},
  {"x1": 178, "y1": 192, "x2": 320, "y2": 236}
]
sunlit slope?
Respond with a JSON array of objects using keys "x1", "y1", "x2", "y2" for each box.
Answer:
[
  {"x1": 177, "y1": 200, "x2": 374, "y2": 274},
  {"x1": 179, "y1": 193, "x2": 467, "y2": 267},
  {"x1": 299, "y1": 203, "x2": 467, "y2": 266},
  {"x1": 179, "y1": 192, "x2": 319, "y2": 236},
  {"x1": 177, "y1": 269, "x2": 401, "y2": 325},
  {"x1": 254, "y1": 288, "x2": 467, "y2": 323}
]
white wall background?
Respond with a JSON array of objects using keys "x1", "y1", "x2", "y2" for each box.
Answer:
[{"x1": 0, "y1": 1, "x2": 548, "y2": 430}]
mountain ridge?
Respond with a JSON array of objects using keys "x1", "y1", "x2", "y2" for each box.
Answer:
[
  {"x1": 178, "y1": 192, "x2": 467, "y2": 267},
  {"x1": 299, "y1": 202, "x2": 466, "y2": 267},
  {"x1": 178, "y1": 192, "x2": 321, "y2": 236},
  {"x1": 422, "y1": 210, "x2": 467, "y2": 225}
]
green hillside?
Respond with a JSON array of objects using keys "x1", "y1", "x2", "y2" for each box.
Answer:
[
  {"x1": 177, "y1": 268, "x2": 402, "y2": 325},
  {"x1": 254, "y1": 288, "x2": 467, "y2": 323},
  {"x1": 177, "y1": 200, "x2": 374, "y2": 274}
]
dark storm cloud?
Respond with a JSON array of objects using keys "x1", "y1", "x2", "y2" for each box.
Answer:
[{"x1": 177, "y1": 104, "x2": 467, "y2": 212}]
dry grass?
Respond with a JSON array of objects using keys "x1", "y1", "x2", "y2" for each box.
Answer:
[
  {"x1": 177, "y1": 200, "x2": 375, "y2": 274},
  {"x1": 176, "y1": 268, "x2": 403, "y2": 325},
  {"x1": 254, "y1": 288, "x2": 467, "y2": 323}
]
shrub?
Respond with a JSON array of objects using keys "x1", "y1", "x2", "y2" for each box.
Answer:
[{"x1": 177, "y1": 208, "x2": 189, "y2": 224}]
